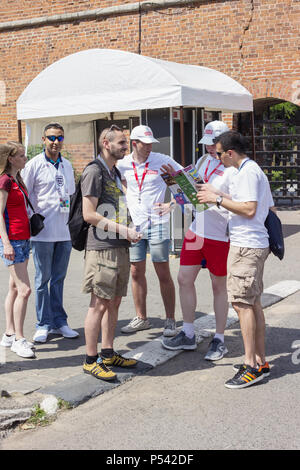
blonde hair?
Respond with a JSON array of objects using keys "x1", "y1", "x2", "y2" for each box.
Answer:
[{"x1": 0, "y1": 141, "x2": 27, "y2": 190}]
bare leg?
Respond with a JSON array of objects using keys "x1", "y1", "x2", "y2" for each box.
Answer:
[
  {"x1": 84, "y1": 294, "x2": 108, "y2": 356},
  {"x1": 210, "y1": 273, "x2": 228, "y2": 335},
  {"x1": 153, "y1": 261, "x2": 175, "y2": 319},
  {"x1": 232, "y1": 302, "x2": 257, "y2": 368},
  {"x1": 4, "y1": 274, "x2": 18, "y2": 335},
  {"x1": 8, "y1": 260, "x2": 31, "y2": 340},
  {"x1": 253, "y1": 299, "x2": 266, "y2": 365},
  {"x1": 177, "y1": 265, "x2": 201, "y2": 323},
  {"x1": 131, "y1": 260, "x2": 147, "y2": 320},
  {"x1": 101, "y1": 296, "x2": 122, "y2": 349}
]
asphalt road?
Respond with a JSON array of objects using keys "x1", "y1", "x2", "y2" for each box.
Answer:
[{"x1": 1, "y1": 288, "x2": 300, "y2": 451}]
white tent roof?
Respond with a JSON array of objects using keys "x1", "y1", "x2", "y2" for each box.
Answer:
[{"x1": 17, "y1": 48, "x2": 253, "y2": 121}]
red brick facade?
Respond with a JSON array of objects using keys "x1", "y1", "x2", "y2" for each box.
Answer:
[{"x1": 0, "y1": 0, "x2": 299, "y2": 171}]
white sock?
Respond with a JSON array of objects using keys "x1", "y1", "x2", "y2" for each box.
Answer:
[
  {"x1": 214, "y1": 333, "x2": 224, "y2": 343},
  {"x1": 183, "y1": 322, "x2": 195, "y2": 339}
]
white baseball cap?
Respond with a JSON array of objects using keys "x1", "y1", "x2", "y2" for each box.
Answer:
[
  {"x1": 199, "y1": 121, "x2": 229, "y2": 146},
  {"x1": 130, "y1": 125, "x2": 159, "y2": 144}
]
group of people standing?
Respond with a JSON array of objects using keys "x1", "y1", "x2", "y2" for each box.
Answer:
[{"x1": 0, "y1": 119, "x2": 275, "y2": 389}]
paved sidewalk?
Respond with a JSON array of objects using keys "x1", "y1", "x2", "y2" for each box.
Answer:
[{"x1": 0, "y1": 210, "x2": 300, "y2": 415}]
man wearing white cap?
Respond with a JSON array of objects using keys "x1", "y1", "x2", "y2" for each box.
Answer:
[
  {"x1": 162, "y1": 120, "x2": 237, "y2": 361},
  {"x1": 117, "y1": 125, "x2": 182, "y2": 336}
]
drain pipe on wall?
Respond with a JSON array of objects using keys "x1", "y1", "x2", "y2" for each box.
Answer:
[{"x1": 0, "y1": 0, "x2": 200, "y2": 32}]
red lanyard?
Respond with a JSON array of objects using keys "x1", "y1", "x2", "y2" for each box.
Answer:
[
  {"x1": 132, "y1": 161, "x2": 149, "y2": 197},
  {"x1": 204, "y1": 160, "x2": 222, "y2": 183}
]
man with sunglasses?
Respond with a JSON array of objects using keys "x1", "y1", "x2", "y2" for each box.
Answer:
[{"x1": 22, "y1": 123, "x2": 79, "y2": 343}]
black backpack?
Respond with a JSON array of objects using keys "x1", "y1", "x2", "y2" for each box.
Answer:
[{"x1": 68, "y1": 160, "x2": 102, "y2": 251}]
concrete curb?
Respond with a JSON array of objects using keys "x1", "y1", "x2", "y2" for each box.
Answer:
[{"x1": 0, "y1": 408, "x2": 32, "y2": 431}]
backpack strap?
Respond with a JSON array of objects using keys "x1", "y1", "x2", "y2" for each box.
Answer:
[{"x1": 87, "y1": 158, "x2": 122, "y2": 192}]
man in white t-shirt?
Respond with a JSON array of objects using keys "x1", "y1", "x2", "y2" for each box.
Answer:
[
  {"x1": 198, "y1": 131, "x2": 274, "y2": 389},
  {"x1": 117, "y1": 125, "x2": 182, "y2": 337},
  {"x1": 162, "y1": 121, "x2": 235, "y2": 361},
  {"x1": 22, "y1": 123, "x2": 79, "y2": 343}
]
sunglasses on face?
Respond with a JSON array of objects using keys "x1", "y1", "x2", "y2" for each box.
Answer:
[{"x1": 45, "y1": 135, "x2": 64, "y2": 143}]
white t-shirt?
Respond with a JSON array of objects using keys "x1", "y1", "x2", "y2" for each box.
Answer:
[
  {"x1": 228, "y1": 158, "x2": 274, "y2": 249},
  {"x1": 190, "y1": 155, "x2": 237, "y2": 242},
  {"x1": 22, "y1": 152, "x2": 75, "y2": 242},
  {"x1": 117, "y1": 152, "x2": 182, "y2": 230}
]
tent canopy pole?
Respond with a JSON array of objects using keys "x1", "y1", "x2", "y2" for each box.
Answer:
[
  {"x1": 251, "y1": 111, "x2": 256, "y2": 161},
  {"x1": 17, "y1": 120, "x2": 23, "y2": 144},
  {"x1": 180, "y1": 106, "x2": 185, "y2": 167}
]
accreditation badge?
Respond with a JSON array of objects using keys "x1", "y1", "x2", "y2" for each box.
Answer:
[{"x1": 59, "y1": 197, "x2": 70, "y2": 213}]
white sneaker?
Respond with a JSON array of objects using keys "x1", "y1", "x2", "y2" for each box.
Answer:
[
  {"x1": 163, "y1": 318, "x2": 177, "y2": 337},
  {"x1": 33, "y1": 328, "x2": 49, "y2": 343},
  {"x1": 49, "y1": 325, "x2": 79, "y2": 338},
  {"x1": 11, "y1": 338, "x2": 35, "y2": 358},
  {"x1": 121, "y1": 317, "x2": 152, "y2": 333},
  {"x1": 1, "y1": 334, "x2": 35, "y2": 350},
  {"x1": 0, "y1": 333, "x2": 16, "y2": 347}
]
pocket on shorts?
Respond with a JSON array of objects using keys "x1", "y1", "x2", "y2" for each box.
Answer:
[
  {"x1": 92, "y1": 262, "x2": 118, "y2": 298},
  {"x1": 229, "y1": 265, "x2": 258, "y2": 298}
]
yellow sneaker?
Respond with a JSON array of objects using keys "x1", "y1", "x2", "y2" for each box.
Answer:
[
  {"x1": 83, "y1": 357, "x2": 116, "y2": 381},
  {"x1": 101, "y1": 352, "x2": 137, "y2": 368}
]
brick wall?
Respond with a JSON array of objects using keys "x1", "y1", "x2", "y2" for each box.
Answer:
[
  {"x1": 63, "y1": 143, "x2": 95, "y2": 178},
  {"x1": 1, "y1": 0, "x2": 299, "y2": 173}
]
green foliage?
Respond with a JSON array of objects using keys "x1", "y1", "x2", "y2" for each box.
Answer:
[
  {"x1": 269, "y1": 102, "x2": 298, "y2": 120},
  {"x1": 26, "y1": 405, "x2": 50, "y2": 427},
  {"x1": 57, "y1": 398, "x2": 72, "y2": 410},
  {"x1": 270, "y1": 170, "x2": 284, "y2": 191},
  {"x1": 26, "y1": 144, "x2": 43, "y2": 160}
]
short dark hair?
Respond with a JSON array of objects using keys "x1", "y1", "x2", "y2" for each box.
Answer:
[
  {"x1": 98, "y1": 125, "x2": 122, "y2": 151},
  {"x1": 214, "y1": 131, "x2": 248, "y2": 155},
  {"x1": 44, "y1": 123, "x2": 64, "y2": 134}
]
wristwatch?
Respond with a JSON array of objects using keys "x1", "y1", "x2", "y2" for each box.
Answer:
[{"x1": 216, "y1": 196, "x2": 223, "y2": 208}]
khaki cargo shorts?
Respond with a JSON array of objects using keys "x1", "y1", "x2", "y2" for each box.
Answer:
[
  {"x1": 82, "y1": 247, "x2": 130, "y2": 300},
  {"x1": 227, "y1": 245, "x2": 270, "y2": 306}
]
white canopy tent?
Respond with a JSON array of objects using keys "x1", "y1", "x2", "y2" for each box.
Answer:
[{"x1": 16, "y1": 48, "x2": 253, "y2": 146}]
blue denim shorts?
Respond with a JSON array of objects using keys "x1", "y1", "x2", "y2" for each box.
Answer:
[
  {"x1": 130, "y1": 223, "x2": 170, "y2": 263},
  {"x1": 0, "y1": 239, "x2": 30, "y2": 267}
]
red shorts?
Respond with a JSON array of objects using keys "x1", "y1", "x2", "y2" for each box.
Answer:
[{"x1": 180, "y1": 230, "x2": 230, "y2": 277}]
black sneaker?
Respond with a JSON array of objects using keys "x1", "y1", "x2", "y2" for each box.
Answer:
[
  {"x1": 233, "y1": 361, "x2": 270, "y2": 377},
  {"x1": 225, "y1": 364, "x2": 264, "y2": 389}
]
